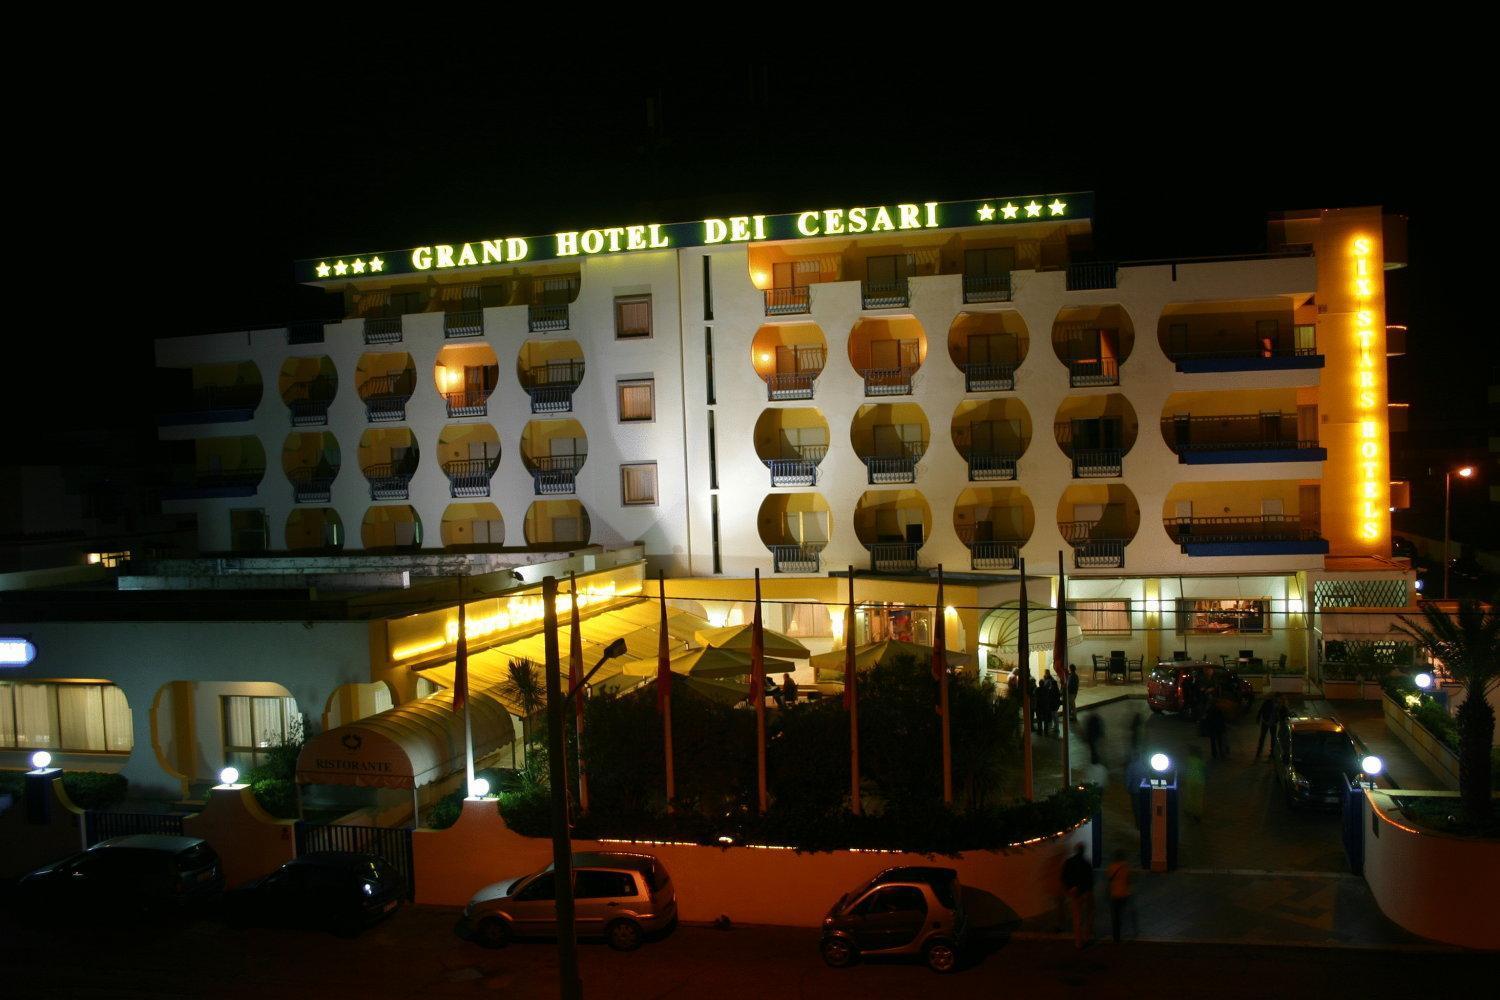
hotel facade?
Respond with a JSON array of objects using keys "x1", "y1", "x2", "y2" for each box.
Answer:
[{"x1": 1, "y1": 193, "x2": 1417, "y2": 801}]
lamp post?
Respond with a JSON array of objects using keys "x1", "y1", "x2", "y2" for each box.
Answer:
[{"x1": 1443, "y1": 466, "x2": 1474, "y2": 599}]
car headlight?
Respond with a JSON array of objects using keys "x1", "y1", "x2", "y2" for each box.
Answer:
[{"x1": 363, "y1": 882, "x2": 375, "y2": 896}]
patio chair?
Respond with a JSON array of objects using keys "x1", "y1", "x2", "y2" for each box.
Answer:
[
  {"x1": 1091, "y1": 654, "x2": 1108, "y2": 682},
  {"x1": 1127, "y1": 656, "x2": 1144, "y2": 682},
  {"x1": 1238, "y1": 649, "x2": 1255, "y2": 663},
  {"x1": 1108, "y1": 653, "x2": 1127, "y2": 682}
]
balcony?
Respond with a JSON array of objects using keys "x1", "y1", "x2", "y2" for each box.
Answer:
[
  {"x1": 1164, "y1": 413, "x2": 1326, "y2": 464},
  {"x1": 764, "y1": 286, "x2": 811, "y2": 316},
  {"x1": 158, "y1": 384, "x2": 261, "y2": 426},
  {"x1": 767, "y1": 445, "x2": 827, "y2": 487},
  {"x1": 522, "y1": 361, "x2": 585, "y2": 413},
  {"x1": 286, "y1": 320, "x2": 326, "y2": 346},
  {"x1": 861, "y1": 277, "x2": 910, "y2": 310},
  {"x1": 968, "y1": 452, "x2": 1019, "y2": 481},
  {"x1": 868, "y1": 542, "x2": 920, "y2": 573},
  {"x1": 528, "y1": 303, "x2": 569, "y2": 333},
  {"x1": 859, "y1": 366, "x2": 916, "y2": 397},
  {"x1": 359, "y1": 372, "x2": 414, "y2": 422},
  {"x1": 1072, "y1": 448, "x2": 1123, "y2": 478},
  {"x1": 771, "y1": 543, "x2": 822, "y2": 574},
  {"x1": 1067, "y1": 357, "x2": 1119, "y2": 388},
  {"x1": 443, "y1": 308, "x2": 484, "y2": 339},
  {"x1": 961, "y1": 361, "x2": 1016, "y2": 393},
  {"x1": 288, "y1": 466, "x2": 336, "y2": 504},
  {"x1": 971, "y1": 540, "x2": 1020, "y2": 571},
  {"x1": 864, "y1": 444, "x2": 923, "y2": 485},
  {"x1": 161, "y1": 467, "x2": 264, "y2": 500},
  {"x1": 363, "y1": 315, "x2": 403, "y2": 345},
  {"x1": 962, "y1": 273, "x2": 1012, "y2": 304},
  {"x1": 1165, "y1": 515, "x2": 1329, "y2": 556},
  {"x1": 444, "y1": 388, "x2": 488, "y2": 419},
  {"x1": 443, "y1": 457, "x2": 498, "y2": 498},
  {"x1": 1162, "y1": 311, "x2": 1321, "y2": 374},
  {"x1": 364, "y1": 462, "x2": 415, "y2": 501},
  {"x1": 1059, "y1": 520, "x2": 1127, "y2": 569},
  {"x1": 531, "y1": 454, "x2": 585, "y2": 495},
  {"x1": 1171, "y1": 345, "x2": 1324, "y2": 374},
  {"x1": 1066, "y1": 262, "x2": 1118, "y2": 291},
  {"x1": 761, "y1": 346, "x2": 826, "y2": 401},
  {"x1": 285, "y1": 376, "x2": 336, "y2": 426}
]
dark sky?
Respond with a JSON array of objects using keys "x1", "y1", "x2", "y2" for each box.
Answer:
[{"x1": 11, "y1": 53, "x2": 1486, "y2": 533}]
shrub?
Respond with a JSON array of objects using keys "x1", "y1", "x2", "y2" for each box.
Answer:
[
  {"x1": 251, "y1": 778, "x2": 297, "y2": 819},
  {"x1": 0, "y1": 769, "x2": 129, "y2": 810}
]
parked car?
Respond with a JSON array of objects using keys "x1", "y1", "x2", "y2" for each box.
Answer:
[
  {"x1": 461, "y1": 852, "x2": 676, "y2": 951},
  {"x1": 820, "y1": 866, "x2": 966, "y2": 973},
  {"x1": 1147, "y1": 662, "x2": 1254, "y2": 718},
  {"x1": 225, "y1": 852, "x2": 402, "y2": 934},
  {"x1": 1275, "y1": 715, "x2": 1361, "y2": 809},
  {"x1": 17, "y1": 834, "x2": 223, "y2": 916}
]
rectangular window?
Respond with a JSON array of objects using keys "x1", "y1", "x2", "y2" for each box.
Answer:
[
  {"x1": 708, "y1": 411, "x2": 719, "y2": 490},
  {"x1": 784, "y1": 602, "x2": 833, "y2": 638},
  {"x1": 1074, "y1": 599, "x2": 1132, "y2": 635},
  {"x1": 711, "y1": 494, "x2": 722, "y2": 574},
  {"x1": 705, "y1": 327, "x2": 715, "y2": 404},
  {"x1": 222, "y1": 695, "x2": 298, "y2": 770},
  {"x1": 0, "y1": 682, "x2": 133, "y2": 752},
  {"x1": 615, "y1": 295, "x2": 653, "y2": 339},
  {"x1": 617, "y1": 379, "x2": 655, "y2": 422},
  {"x1": 702, "y1": 257, "x2": 713, "y2": 321},
  {"x1": 1175, "y1": 599, "x2": 1269, "y2": 636},
  {"x1": 621, "y1": 462, "x2": 659, "y2": 506}
]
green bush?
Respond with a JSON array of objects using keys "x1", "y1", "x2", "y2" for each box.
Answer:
[
  {"x1": 247, "y1": 718, "x2": 305, "y2": 816},
  {"x1": 0, "y1": 769, "x2": 129, "y2": 810},
  {"x1": 251, "y1": 778, "x2": 298, "y2": 819}
]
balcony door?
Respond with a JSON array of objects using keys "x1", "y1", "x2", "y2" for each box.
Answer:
[
  {"x1": 1299, "y1": 486, "x2": 1321, "y2": 532},
  {"x1": 866, "y1": 254, "x2": 910, "y2": 285},
  {"x1": 968, "y1": 332, "x2": 1016, "y2": 365},
  {"x1": 873, "y1": 423, "x2": 922, "y2": 458},
  {"x1": 784, "y1": 510, "x2": 828, "y2": 546},
  {"x1": 780, "y1": 424, "x2": 827, "y2": 460},
  {"x1": 971, "y1": 419, "x2": 1021, "y2": 455},
  {"x1": 1071, "y1": 418, "x2": 1120, "y2": 451},
  {"x1": 964, "y1": 246, "x2": 1014, "y2": 279},
  {"x1": 772, "y1": 262, "x2": 799, "y2": 290},
  {"x1": 1257, "y1": 319, "x2": 1280, "y2": 357}
]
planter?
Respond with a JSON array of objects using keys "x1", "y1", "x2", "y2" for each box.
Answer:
[
  {"x1": 1243, "y1": 674, "x2": 1269, "y2": 693},
  {"x1": 1268, "y1": 674, "x2": 1305, "y2": 694},
  {"x1": 1360, "y1": 680, "x2": 1388, "y2": 700},
  {"x1": 1322, "y1": 679, "x2": 1360, "y2": 700},
  {"x1": 1380, "y1": 693, "x2": 1460, "y2": 790}
]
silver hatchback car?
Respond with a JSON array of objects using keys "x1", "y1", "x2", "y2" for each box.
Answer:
[{"x1": 462, "y1": 851, "x2": 676, "y2": 951}]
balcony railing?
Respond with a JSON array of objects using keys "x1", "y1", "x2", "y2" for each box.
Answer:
[
  {"x1": 861, "y1": 277, "x2": 910, "y2": 309},
  {"x1": 1164, "y1": 515, "x2": 1323, "y2": 546},
  {"x1": 1165, "y1": 414, "x2": 1325, "y2": 462},
  {"x1": 764, "y1": 286, "x2": 811, "y2": 316},
  {"x1": 1072, "y1": 448, "x2": 1123, "y2": 478},
  {"x1": 363, "y1": 315, "x2": 403, "y2": 344},
  {"x1": 158, "y1": 384, "x2": 262, "y2": 425},
  {"x1": 771, "y1": 543, "x2": 822, "y2": 573},
  {"x1": 286, "y1": 320, "x2": 326, "y2": 346},
  {"x1": 1059, "y1": 520, "x2": 1128, "y2": 569},
  {"x1": 162, "y1": 468, "x2": 264, "y2": 500},
  {"x1": 443, "y1": 308, "x2": 484, "y2": 339},
  {"x1": 530, "y1": 454, "x2": 585, "y2": 495},
  {"x1": 443, "y1": 458, "x2": 498, "y2": 498},
  {"x1": 767, "y1": 445, "x2": 827, "y2": 487},
  {"x1": 864, "y1": 450, "x2": 922, "y2": 484},
  {"x1": 359, "y1": 372, "x2": 415, "y2": 422},
  {"x1": 962, "y1": 272, "x2": 1013, "y2": 303},
  {"x1": 967, "y1": 451, "x2": 1019, "y2": 481},
  {"x1": 288, "y1": 466, "x2": 336, "y2": 504},
  {"x1": 528, "y1": 303, "x2": 569, "y2": 332},
  {"x1": 285, "y1": 376, "x2": 336, "y2": 425},
  {"x1": 1066, "y1": 262, "x2": 1118, "y2": 291},
  {"x1": 364, "y1": 462, "x2": 415, "y2": 501},
  {"x1": 763, "y1": 347, "x2": 826, "y2": 400},
  {"x1": 859, "y1": 366, "x2": 916, "y2": 397},
  {"x1": 1067, "y1": 357, "x2": 1119, "y2": 387},
  {"x1": 521, "y1": 361, "x2": 585, "y2": 413},
  {"x1": 444, "y1": 389, "x2": 489, "y2": 418},
  {"x1": 1170, "y1": 343, "x2": 1323, "y2": 373},
  {"x1": 869, "y1": 542, "x2": 920, "y2": 573},
  {"x1": 970, "y1": 540, "x2": 1020, "y2": 570},
  {"x1": 961, "y1": 361, "x2": 1016, "y2": 393}
]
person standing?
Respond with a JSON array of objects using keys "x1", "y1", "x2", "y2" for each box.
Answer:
[
  {"x1": 1204, "y1": 701, "x2": 1228, "y2": 759},
  {"x1": 1066, "y1": 663, "x2": 1081, "y2": 721},
  {"x1": 1061, "y1": 843, "x2": 1095, "y2": 949},
  {"x1": 1128, "y1": 712, "x2": 1144, "y2": 765},
  {"x1": 1182, "y1": 746, "x2": 1206, "y2": 822},
  {"x1": 1029, "y1": 673, "x2": 1041, "y2": 733},
  {"x1": 1254, "y1": 693, "x2": 1277, "y2": 759},
  {"x1": 1270, "y1": 693, "x2": 1290, "y2": 760},
  {"x1": 781, "y1": 672, "x2": 798, "y2": 706},
  {"x1": 1106, "y1": 849, "x2": 1132, "y2": 943},
  {"x1": 1084, "y1": 711, "x2": 1105, "y2": 765},
  {"x1": 1040, "y1": 671, "x2": 1060, "y2": 737}
]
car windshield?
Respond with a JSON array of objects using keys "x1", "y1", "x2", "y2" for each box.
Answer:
[{"x1": 1291, "y1": 731, "x2": 1357, "y2": 766}]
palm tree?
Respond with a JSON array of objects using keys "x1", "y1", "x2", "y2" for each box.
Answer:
[
  {"x1": 502, "y1": 657, "x2": 546, "y2": 754},
  {"x1": 1394, "y1": 599, "x2": 1499, "y2": 824}
]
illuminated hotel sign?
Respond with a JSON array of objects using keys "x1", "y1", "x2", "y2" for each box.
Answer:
[
  {"x1": 0, "y1": 637, "x2": 37, "y2": 667},
  {"x1": 1351, "y1": 236, "x2": 1385, "y2": 543},
  {"x1": 298, "y1": 192, "x2": 1092, "y2": 282}
]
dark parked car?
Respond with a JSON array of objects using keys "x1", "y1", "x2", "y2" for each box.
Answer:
[
  {"x1": 18, "y1": 834, "x2": 223, "y2": 915},
  {"x1": 225, "y1": 853, "x2": 402, "y2": 934},
  {"x1": 1147, "y1": 662, "x2": 1254, "y2": 718},
  {"x1": 820, "y1": 866, "x2": 966, "y2": 973},
  {"x1": 1275, "y1": 716, "x2": 1361, "y2": 809}
]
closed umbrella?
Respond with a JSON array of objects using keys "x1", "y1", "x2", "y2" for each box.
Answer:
[
  {"x1": 694, "y1": 623, "x2": 810, "y2": 658},
  {"x1": 623, "y1": 646, "x2": 794, "y2": 680},
  {"x1": 810, "y1": 640, "x2": 973, "y2": 682}
]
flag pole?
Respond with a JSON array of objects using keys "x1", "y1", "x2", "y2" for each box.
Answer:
[
  {"x1": 568, "y1": 571, "x2": 588, "y2": 814},
  {"x1": 657, "y1": 570, "x2": 675, "y2": 813},
  {"x1": 1018, "y1": 558, "x2": 1034, "y2": 801},
  {"x1": 935, "y1": 565, "x2": 952, "y2": 807},
  {"x1": 846, "y1": 566, "x2": 861, "y2": 816},
  {"x1": 540, "y1": 575, "x2": 582, "y2": 1000},
  {"x1": 1057, "y1": 551, "x2": 1072, "y2": 788},
  {"x1": 751, "y1": 569, "x2": 768, "y2": 815},
  {"x1": 456, "y1": 575, "x2": 474, "y2": 796}
]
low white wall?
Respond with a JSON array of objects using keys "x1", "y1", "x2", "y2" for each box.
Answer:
[
  {"x1": 1361, "y1": 790, "x2": 1500, "y2": 950},
  {"x1": 414, "y1": 800, "x2": 1091, "y2": 927}
]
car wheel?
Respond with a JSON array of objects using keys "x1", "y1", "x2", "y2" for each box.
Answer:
[
  {"x1": 821, "y1": 936, "x2": 857, "y2": 968},
  {"x1": 476, "y1": 917, "x2": 511, "y2": 949},
  {"x1": 924, "y1": 939, "x2": 957, "y2": 974},
  {"x1": 606, "y1": 919, "x2": 644, "y2": 951}
]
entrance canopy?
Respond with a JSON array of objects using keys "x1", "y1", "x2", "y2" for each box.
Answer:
[
  {"x1": 977, "y1": 601, "x2": 1083, "y2": 653},
  {"x1": 296, "y1": 687, "x2": 513, "y2": 790}
]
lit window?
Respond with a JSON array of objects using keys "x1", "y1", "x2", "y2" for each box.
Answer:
[
  {"x1": 1074, "y1": 599, "x2": 1131, "y2": 635},
  {"x1": 1175, "y1": 599, "x2": 1269, "y2": 635},
  {"x1": 615, "y1": 295, "x2": 652, "y2": 339},
  {"x1": 87, "y1": 551, "x2": 131, "y2": 568},
  {"x1": 0, "y1": 682, "x2": 133, "y2": 753},
  {"x1": 621, "y1": 463, "x2": 658, "y2": 506},
  {"x1": 222, "y1": 695, "x2": 300, "y2": 770},
  {"x1": 617, "y1": 379, "x2": 655, "y2": 422}
]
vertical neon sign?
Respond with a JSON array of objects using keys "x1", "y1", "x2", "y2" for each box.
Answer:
[{"x1": 1351, "y1": 236, "x2": 1383, "y2": 543}]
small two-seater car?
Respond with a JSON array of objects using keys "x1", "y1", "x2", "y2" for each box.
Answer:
[
  {"x1": 18, "y1": 834, "x2": 223, "y2": 916},
  {"x1": 461, "y1": 851, "x2": 676, "y2": 951},
  {"x1": 820, "y1": 866, "x2": 966, "y2": 973},
  {"x1": 225, "y1": 852, "x2": 403, "y2": 934}
]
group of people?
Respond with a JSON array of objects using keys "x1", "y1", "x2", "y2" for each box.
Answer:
[
  {"x1": 1058, "y1": 843, "x2": 1135, "y2": 948},
  {"x1": 764, "y1": 672, "x2": 798, "y2": 709},
  {"x1": 1008, "y1": 663, "x2": 1082, "y2": 736}
]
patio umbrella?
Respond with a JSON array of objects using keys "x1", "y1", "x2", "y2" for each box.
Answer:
[
  {"x1": 678, "y1": 675, "x2": 751, "y2": 707},
  {"x1": 810, "y1": 640, "x2": 973, "y2": 682},
  {"x1": 621, "y1": 646, "x2": 794, "y2": 680},
  {"x1": 694, "y1": 623, "x2": 810, "y2": 658}
]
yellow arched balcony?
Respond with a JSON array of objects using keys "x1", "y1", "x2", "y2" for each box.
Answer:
[
  {"x1": 1160, "y1": 388, "x2": 1325, "y2": 464},
  {"x1": 757, "y1": 493, "x2": 831, "y2": 574},
  {"x1": 517, "y1": 339, "x2": 585, "y2": 414},
  {"x1": 854, "y1": 489, "x2": 931, "y2": 573},
  {"x1": 747, "y1": 244, "x2": 841, "y2": 316},
  {"x1": 1158, "y1": 296, "x2": 1318, "y2": 372},
  {"x1": 438, "y1": 424, "x2": 500, "y2": 499},
  {"x1": 1161, "y1": 481, "x2": 1328, "y2": 557},
  {"x1": 353, "y1": 283, "x2": 426, "y2": 344},
  {"x1": 441, "y1": 502, "x2": 505, "y2": 548},
  {"x1": 524, "y1": 500, "x2": 591, "y2": 547},
  {"x1": 948, "y1": 311, "x2": 1028, "y2": 392},
  {"x1": 751, "y1": 322, "x2": 827, "y2": 400},
  {"x1": 285, "y1": 508, "x2": 343, "y2": 551},
  {"x1": 282, "y1": 431, "x2": 340, "y2": 504},
  {"x1": 1057, "y1": 484, "x2": 1140, "y2": 569},
  {"x1": 849, "y1": 317, "x2": 927, "y2": 397},
  {"x1": 356, "y1": 352, "x2": 417, "y2": 422},
  {"x1": 163, "y1": 436, "x2": 265, "y2": 500},
  {"x1": 954, "y1": 486, "x2": 1033, "y2": 570},
  {"x1": 851, "y1": 403, "x2": 928, "y2": 484},
  {"x1": 358, "y1": 427, "x2": 419, "y2": 501},
  {"x1": 951, "y1": 399, "x2": 1031, "y2": 481},
  {"x1": 1054, "y1": 394, "x2": 1138, "y2": 478},
  {"x1": 159, "y1": 360, "x2": 263, "y2": 426},
  {"x1": 754, "y1": 408, "x2": 830, "y2": 487},
  {"x1": 279, "y1": 356, "x2": 337, "y2": 426},
  {"x1": 433, "y1": 342, "x2": 498, "y2": 419},
  {"x1": 362, "y1": 505, "x2": 422, "y2": 550},
  {"x1": 1052, "y1": 305, "x2": 1135, "y2": 387},
  {"x1": 521, "y1": 419, "x2": 587, "y2": 495}
]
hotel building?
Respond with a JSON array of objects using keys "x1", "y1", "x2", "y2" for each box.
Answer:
[{"x1": 0, "y1": 193, "x2": 1417, "y2": 802}]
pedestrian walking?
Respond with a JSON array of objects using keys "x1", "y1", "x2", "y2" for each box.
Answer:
[
  {"x1": 1270, "y1": 693, "x2": 1290, "y2": 760},
  {"x1": 1061, "y1": 843, "x2": 1095, "y2": 949},
  {"x1": 1123, "y1": 753, "x2": 1146, "y2": 828},
  {"x1": 1128, "y1": 712, "x2": 1144, "y2": 765},
  {"x1": 1254, "y1": 693, "x2": 1277, "y2": 758},
  {"x1": 1040, "y1": 671, "x2": 1060, "y2": 736},
  {"x1": 1029, "y1": 674, "x2": 1041, "y2": 733},
  {"x1": 1083, "y1": 711, "x2": 1105, "y2": 765},
  {"x1": 1182, "y1": 746, "x2": 1206, "y2": 822},
  {"x1": 1106, "y1": 849, "x2": 1132, "y2": 943},
  {"x1": 1066, "y1": 663, "x2": 1080, "y2": 720},
  {"x1": 1204, "y1": 701, "x2": 1228, "y2": 759}
]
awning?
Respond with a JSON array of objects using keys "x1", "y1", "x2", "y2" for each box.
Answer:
[
  {"x1": 810, "y1": 640, "x2": 974, "y2": 682},
  {"x1": 977, "y1": 601, "x2": 1083, "y2": 653},
  {"x1": 295, "y1": 687, "x2": 514, "y2": 790}
]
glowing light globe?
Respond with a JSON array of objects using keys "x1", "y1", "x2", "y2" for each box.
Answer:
[
  {"x1": 219, "y1": 767, "x2": 240, "y2": 786},
  {"x1": 1361, "y1": 756, "x2": 1383, "y2": 777},
  {"x1": 31, "y1": 751, "x2": 52, "y2": 770},
  {"x1": 1415, "y1": 673, "x2": 1433, "y2": 690},
  {"x1": 1150, "y1": 753, "x2": 1170, "y2": 774},
  {"x1": 469, "y1": 778, "x2": 491, "y2": 798}
]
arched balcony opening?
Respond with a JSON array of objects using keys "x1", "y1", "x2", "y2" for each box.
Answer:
[
  {"x1": 952, "y1": 399, "x2": 1031, "y2": 482},
  {"x1": 355, "y1": 352, "x2": 416, "y2": 422},
  {"x1": 851, "y1": 403, "x2": 929, "y2": 485},
  {"x1": 285, "y1": 508, "x2": 343, "y2": 552},
  {"x1": 1052, "y1": 305, "x2": 1135, "y2": 387},
  {"x1": 433, "y1": 343, "x2": 498, "y2": 419},
  {"x1": 948, "y1": 311, "x2": 1028, "y2": 392},
  {"x1": 521, "y1": 419, "x2": 587, "y2": 496},
  {"x1": 758, "y1": 493, "x2": 831, "y2": 573},
  {"x1": 282, "y1": 431, "x2": 340, "y2": 504},
  {"x1": 523, "y1": 500, "x2": 591, "y2": 547},
  {"x1": 751, "y1": 323, "x2": 827, "y2": 400},
  {"x1": 1057, "y1": 484, "x2": 1139, "y2": 569},
  {"x1": 854, "y1": 490, "x2": 931, "y2": 573},
  {"x1": 753, "y1": 408, "x2": 829, "y2": 487},
  {"x1": 1158, "y1": 296, "x2": 1319, "y2": 372},
  {"x1": 848, "y1": 317, "x2": 927, "y2": 397},
  {"x1": 954, "y1": 487, "x2": 1033, "y2": 571},
  {"x1": 279, "y1": 356, "x2": 337, "y2": 426},
  {"x1": 362, "y1": 505, "x2": 422, "y2": 551},
  {"x1": 438, "y1": 424, "x2": 500, "y2": 498},
  {"x1": 358, "y1": 427, "x2": 419, "y2": 501},
  {"x1": 517, "y1": 339, "x2": 585, "y2": 413},
  {"x1": 1054, "y1": 394, "x2": 1137, "y2": 478},
  {"x1": 1162, "y1": 481, "x2": 1328, "y2": 556},
  {"x1": 1160, "y1": 388, "x2": 1325, "y2": 464},
  {"x1": 441, "y1": 502, "x2": 505, "y2": 548}
]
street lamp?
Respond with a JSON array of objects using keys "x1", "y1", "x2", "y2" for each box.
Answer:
[
  {"x1": 1358, "y1": 755, "x2": 1383, "y2": 790},
  {"x1": 1443, "y1": 466, "x2": 1475, "y2": 599},
  {"x1": 1414, "y1": 672, "x2": 1433, "y2": 691},
  {"x1": 30, "y1": 751, "x2": 53, "y2": 772},
  {"x1": 1149, "y1": 752, "x2": 1171, "y2": 787}
]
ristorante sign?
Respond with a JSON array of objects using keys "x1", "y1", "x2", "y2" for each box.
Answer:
[{"x1": 297, "y1": 192, "x2": 1092, "y2": 282}]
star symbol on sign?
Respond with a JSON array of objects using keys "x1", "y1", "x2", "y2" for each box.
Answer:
[
  {"x1": 333, "y1": 260, "x2": 348, "y2": 275},
  {"x1": 315, "y1": 262, "x2": 331, "y2": 278},
  {"x1": 352, "y1": 258, "x2": 366, "y2": 274},
  {"x1": 1001, "y1": 202, "x2": 1019, "y2": 220},
  {"x1": 369, "y1": 256, "x2": 384, "y2": 272},
  {"x1": 1049, "y1": 199, "x2": 1067, "y2": 216},
  {"x1": 977, "y1": 203, "x2": 996, "y2": 221},
  {"x1": 1025, "y1": 201, "x2": 1043, "y2": 218}
]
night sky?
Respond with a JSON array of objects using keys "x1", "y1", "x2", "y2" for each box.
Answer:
[{"x1": 12, "y1": 54, "x2": 1487, "y2": 542}]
